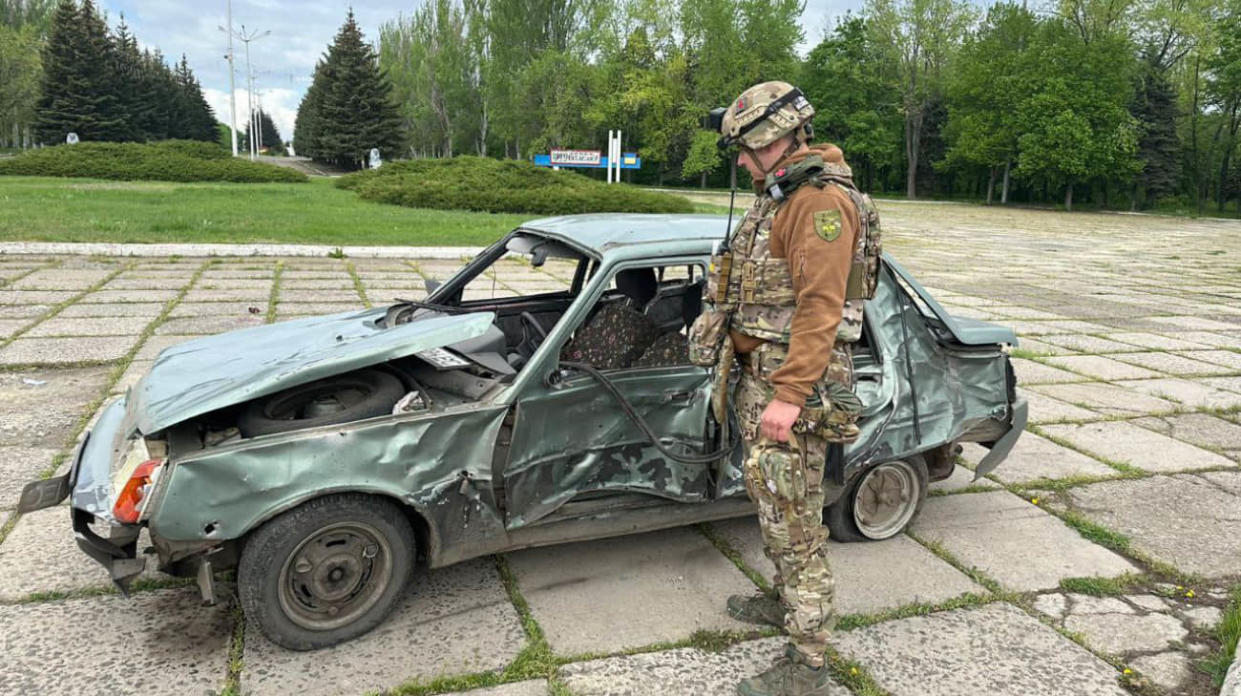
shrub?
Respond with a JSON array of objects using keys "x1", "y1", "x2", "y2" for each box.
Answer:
[
  {"x1": 0, "y1": 141, "x2": 306, "y2": 183},
  {"x1": 336, "y1": 156, "x2": 693, "y2": 214}
]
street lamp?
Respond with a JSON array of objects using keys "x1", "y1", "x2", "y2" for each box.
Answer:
[
  {"x1": 217, "y1": 1, "x2": 237, "y2": 157},
  {"x1": 226, "y1": 24, "x2": 271, "y2": 161}
]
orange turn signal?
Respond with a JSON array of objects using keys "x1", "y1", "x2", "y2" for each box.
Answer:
[{"x1": 113, "y1": 460, "x2": 162, "y2": 524}]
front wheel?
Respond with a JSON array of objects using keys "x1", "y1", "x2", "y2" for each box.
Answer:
[
  {"x1": 825, "y1": 455, "x2": 928, "y2": 543},
  {"x1": 238, "y1": 494, "x2": 417, "y2": 650}
]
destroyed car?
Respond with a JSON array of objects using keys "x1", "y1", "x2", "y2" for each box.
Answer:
[{"x1": 19, "y1": 214, "x2": 1026, "y2": 651}]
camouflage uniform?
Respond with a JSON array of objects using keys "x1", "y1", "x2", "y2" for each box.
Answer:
[{"x1": 560, "y1": 299, "x2": 660, "y2": 370}]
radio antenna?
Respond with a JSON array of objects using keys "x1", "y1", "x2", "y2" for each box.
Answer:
[{"x1": 720, "y1": 186, "x2": 737, "y2": 253}]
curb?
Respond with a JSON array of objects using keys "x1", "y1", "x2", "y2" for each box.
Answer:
[
  {"x1": 0, "y1": 242, "x2": 486, "y2": 259},
  {"x1": 1223, "y1": 650, "x2": 1241, "y2": 696}
]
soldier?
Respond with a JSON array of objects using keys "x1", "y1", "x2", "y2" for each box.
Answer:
[{"x1": 690, "y1": 81, "x2": 881, "y2": 696}]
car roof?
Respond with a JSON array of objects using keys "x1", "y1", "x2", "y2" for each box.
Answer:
[{"x1": 518, "y1": 213, "x2": 729, "y2": 261}]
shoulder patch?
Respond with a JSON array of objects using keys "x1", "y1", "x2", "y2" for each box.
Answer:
[{"x1": 813, "y1": 209, "x2": 842, "y2": 242}]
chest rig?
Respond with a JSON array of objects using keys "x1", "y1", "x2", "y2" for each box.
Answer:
[{"x1": 706, "y1": 156, "x2": 882, "y2": 346}]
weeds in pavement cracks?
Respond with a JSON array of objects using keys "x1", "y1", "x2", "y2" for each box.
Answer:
[
  {"x1": 1200, "y1": 585, "x2": 1241, "y2": 687},
  {"x1": 265, "y1": 261, "x2": 284, "y2": 324},
  {"x1": 346, "y1": 261, "x2": 371, "y2": 308}
]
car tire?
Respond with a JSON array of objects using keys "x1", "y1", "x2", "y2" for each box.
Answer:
[
  {"x1": 238, "y1": 368, "x2": 405, "y2": 437},
  {"x1": 825, "y1": 455, "x2": 929, "y2": 543},
  {"x1": 238, "y1": 494, "x2": 417, "y2": 651}
]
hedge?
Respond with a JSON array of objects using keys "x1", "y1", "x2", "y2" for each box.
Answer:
[
  {"x1": 0, "y1": 141, "x2": 307, "y2": 183},
  {"x1": 336, "y1": 156, "x2": 693, "y2": 215}
]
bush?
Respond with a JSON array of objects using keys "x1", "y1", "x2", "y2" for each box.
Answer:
[
  {"x1": 0, "y1": 141, "x2": 307, "y2": 183},
  {"x1": 336, "y1": 156, "x2": 693, "y2": 214}
]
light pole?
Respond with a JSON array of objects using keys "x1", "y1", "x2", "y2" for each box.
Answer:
[
  {"x1": 218, "y1": 1, "x2": 237, "y2": 157},
  {"x1": 233, "y1": 24, "x2": 270, "y2": 161}
]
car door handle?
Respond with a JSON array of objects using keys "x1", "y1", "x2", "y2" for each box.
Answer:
[{"x1": 664, "y1": 390, "x2": 695, "y2": 405}]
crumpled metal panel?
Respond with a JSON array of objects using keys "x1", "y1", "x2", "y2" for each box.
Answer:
[
  {"x1": 840, "y1": 264, "x2": 1013, "y2": 482},
  {"x1": 128, "y1": 309, "x2": 495, "y2": 435},
  {"x1": 146, "y1": 404, "x2": 510, "y2": 565},
  {"x1": 68, "y1": 397, "x2": 129, "y2": 525},
  {"x1": 503, "y1": 369, "x2": 713, "y2": 528}
]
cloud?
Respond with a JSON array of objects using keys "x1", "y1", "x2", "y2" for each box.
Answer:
[{"x1": 204, "y1": 86, "x2": 299, "y2": 143}]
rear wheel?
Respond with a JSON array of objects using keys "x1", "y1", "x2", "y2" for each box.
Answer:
[
  {"x1": 238, "y1": 494, "x2": 416, "y2": 650},
  {"x1": 825, "y1": 455, "x2": 928, "y2": 543}
]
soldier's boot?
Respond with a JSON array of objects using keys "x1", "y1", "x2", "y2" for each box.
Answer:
[
  {"x1": 736, "y1": 646, "x2": 833, "y2": 696},
  {"x1": 726, "y1": 590, "x2": 785, "y2": 627}
]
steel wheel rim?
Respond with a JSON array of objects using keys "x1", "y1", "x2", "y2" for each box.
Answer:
[
  {"x1": 277, "y1": 521, "x2": 393, "y2": 631},
  {"x1": 852, "y1": 461, "x2": 921, "y2": 540},
  {"x1": 264, "y1": 379, "x2": 373, "y2": 422}
]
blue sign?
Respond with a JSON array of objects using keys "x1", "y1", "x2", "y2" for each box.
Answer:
[{"x1": 533, "y1": 153, "x2": 641, "y2": 169}]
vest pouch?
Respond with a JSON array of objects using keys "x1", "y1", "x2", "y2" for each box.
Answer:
[
  {"x1": 793, "y1": 382, "x2": 862, "y2": 444},
  {"x1": 688, "y1": 308, "x2": 729, "y2": 367}
]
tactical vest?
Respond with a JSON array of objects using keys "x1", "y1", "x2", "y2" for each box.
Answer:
[{"x1": 706, "y1": 161, "x2": 882, "y2": 346}]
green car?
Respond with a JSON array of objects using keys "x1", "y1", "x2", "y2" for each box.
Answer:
[{"x1": 19, "y1": 214, "x2": 1025, "y2": 651}]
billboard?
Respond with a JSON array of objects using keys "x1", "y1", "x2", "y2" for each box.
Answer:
[{"x1": 550, "y1": 149, "x2": 602, "y2": 166}]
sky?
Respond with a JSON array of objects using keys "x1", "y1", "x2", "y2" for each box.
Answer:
[{"x1": 98, "y1": 0, "x2": 863, "y2": 142}]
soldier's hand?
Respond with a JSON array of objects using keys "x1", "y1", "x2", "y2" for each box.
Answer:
[{"x1": 760, "y1": 399, "x2": 801, "y2": 443}]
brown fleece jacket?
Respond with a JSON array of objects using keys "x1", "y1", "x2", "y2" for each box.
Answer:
[{"x1": 730, "y1": 143, "x2": 860, "y2": 407}]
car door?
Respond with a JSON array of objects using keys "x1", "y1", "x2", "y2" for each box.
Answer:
[{"x1": 501, "y1": 260, "x2": 714, "y2": 530}]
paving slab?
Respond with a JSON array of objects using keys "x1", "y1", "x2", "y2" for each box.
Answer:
[
  {"x1": 134, "y1": 334, "x2": 199, "y2": 361},
  {"x1": 181, "y1": 288, "x2": 270, "y2": 303},
  {"x1": 1180, "y1": 349, "x2": 1241, "y2": 370},
  {"x1": 443, "y1": 682, "x2": 548, "y2": 696},
  {"x1": 1204, "y1": 376, "x2": 1241, "y2": 394},
  {"x1": 1021, "y1": 388, "x2": 1102, "y2": 423},
  {"x1": 0, "y1": 589, "x2": 232, "y2": 695},
  {"x1": 0, "y1": 367, "x2": 110, "y2": 447},
  {"x1": 1199, "y1": 471, "x2": 1241, "y2": 495},
  {"x1": 560, "y1": 636, "x2": 850, "y2": 696},
  {"x1": 929, "y1": 464, "x2": 1001, "y2": 493},
  {"x1": 1103, "y1": 332, "x2": 1216, "y2": 351},
  {"x1": 1062, "y1": 473, "x2": 1241, "y2": 577},
  {"x1": 243, "y1": 560, "x2": 526, "y2": 696},
  {"x1": 1130, "y1": 413, "x2": 1241, "y2": 453},
  {"x1": 1040, "y1": 421, "x2": 1234, "y2": 472},
  {"x1": 1063, "y1": 610, "x2": 1188, "y2": 655},
  {"x1": 273, "y1": 301, "x2": 365, "y2": 316},
  {"x1": 1112, "y1": 377, "x2": 1241, "y2": 409},
  {"x1": 279, "y1": 289, "x2": 364, "y2": 303},
  {"x1": 909, "y1": 491, "x2": 1136, "y2": 592},
  {"x1": 1029, "y1": 383, "x2": 1176, "y2": 416},
  {"x1": 0, "y1": 303, "x2": 50, "y2": 319},
  {"x1": 1014, "y1": 338, "x2": 1078, "y2": 356},
  {"x1": 111, "y1": 359, "x2": 153, "y2": 394},
  {"x1": 23, "y1": 315, "x2": 150, "y2": 337},
  {"x1": 0, "y1": 506, "x2": 160, "y2": 599},
  {"x1": 1107, "y1": 351, "x2": 1232, "y2": 376},
  {"x1": 833, "y1": 603, "x2": 1129, "y2": 696},
  {"x1": 195, "y1": 277, "x2": 274, "y2": 289},
  {"x1": 0, "y1": 335, "x2": 134, "y2": 366},
  {"x1": 504, "y1": 526, "x2": 756, "y2": 655},
  {"x1": 1039, "y1": 335, "x2": 1145, "y2": 353},
  {"x1": 0, "y1": 318, "x2": 28, "y2": 338},
  {"x1": 8, "y1": 268, "x2": 114, "y2": 290},
  {"x1": 710, "y1": 518, "x2": 987, "y2": 615},
  {"x1": 0, "y1": 289, "x2": 75, "y2": 304},
  {"x1": 1043, "y1": 355, "x2": 1162, "y2": 380},
  {"x1": 104, "y1": 276, "x2": 193, "y2": 290},
  {"x1": 1147, "y1": 315, "x2": 1239, "y2": 331},
  {"x1": 154, "y1": 314, "x2": 265, "y2": 335},
  {"x1": 1011, "y1": 358, "x2": 1085, "y2": 385},
  {"x1": 1179, "y1": 331, "x2": 1241, "y2": 348},
  {"x1": 1128, "y1": 652, "x2": 1194, "y2": 692},
  {"x1": 80, "y1": 289, "x2": 178, "y2": 303},
  {"x1": 0, "y1": 446, "x2": 58, "y2": 510},
  {"x1": 57, "y1": 301, "x2": 165, "y2": 317},
  {"x1": 169, "y1": 301, "x2": 268, "y2": 318},
  {"x1": 960, "y1": 433, "x2": 1116, "y2": 484}
]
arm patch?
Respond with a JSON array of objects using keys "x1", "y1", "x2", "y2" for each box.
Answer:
[{"x1": 813, "y1": 209, "x2": 842, "y2": 242}]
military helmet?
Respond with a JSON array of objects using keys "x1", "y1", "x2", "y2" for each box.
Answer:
[{"x1": 719, "y1": 81, "x2": 815, "y2": 150}]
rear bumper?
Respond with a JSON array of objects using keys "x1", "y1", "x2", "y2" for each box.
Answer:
[
  {"x1": 16, "y1": 398, "x2": 147, "y2": 591},
  {"x1": 974, "y1": 396, "x2": 1027, "y2": 479}
]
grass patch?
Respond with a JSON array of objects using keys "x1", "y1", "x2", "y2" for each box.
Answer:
[
  {"x1": 825, "y1": 646, "x2": 889, "y2": 696},
  {"x1": 1058, "y1": 573, "x2": 1144, "y2": 596},
  {"x1": 0, "y1": 176, "x2": 527, "y2": 246},
  {"x1": 1057, "y1": 509, "x2": 1133, "y2": 552},
  {"x1": 696, "y1": 522, "x2": 771, "y2": 592},
  {"x1": 835, "y1": 592, "x2": 996, "y2": 631},
  {"x1": 907, "y1": 533, "x2": 1007, "y2": 596},
  {"x1": 1200, "y1": 585, "x2": 1241, "y2": 687},
  {"x1": 346, "y1": 261, "x2": 371, "y2": 308},
  {"x1": 265, "y1": 261, "x2": 283, "y2": 324},
  {"x1": 220, "y1": 604, "x2": 247, "y2": 696}
]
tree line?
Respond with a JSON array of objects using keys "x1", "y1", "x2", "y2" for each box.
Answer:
[
  {"x1": 0, "y1": 0, "x2": 218, "y2": 149},
  {"x1": 358, "y1": 0, "x2": 1240, "y2": 213}
]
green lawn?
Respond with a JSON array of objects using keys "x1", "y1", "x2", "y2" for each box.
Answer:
[{"x1": 0, "y1": 176, "x2": 531, "y2": 246}]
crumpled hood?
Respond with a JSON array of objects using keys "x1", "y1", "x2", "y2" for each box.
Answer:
[{"x1": 127, "y1": 308, "x2": 495, "y2": 435}]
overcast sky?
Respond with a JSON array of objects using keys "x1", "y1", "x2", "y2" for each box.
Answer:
[{"x1": 98, "y1": 0, "x2": 862, "y2": 142}]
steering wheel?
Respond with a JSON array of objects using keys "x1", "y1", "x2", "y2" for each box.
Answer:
[{"x1": 512, "y1": 312, "x2": 549, "y2": 366}]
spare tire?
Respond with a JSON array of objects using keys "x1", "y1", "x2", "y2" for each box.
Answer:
[{"x1": 239, "y1": 369, "x2": 405, "y2": 437}]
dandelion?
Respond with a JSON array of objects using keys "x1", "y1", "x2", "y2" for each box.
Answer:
[
  {"x1": 850, "y1": 667, "x2": 858, "y2": 675},
  {"x1": 1031, "y1": 497, "x2": 1040, "y2": 505},
  {"x1": 1123, "y1": 668, "x2": 1132, "y2": 675},
  {"x1": 1185, "y1": 589, "x2": 1195, "y2": 598}
]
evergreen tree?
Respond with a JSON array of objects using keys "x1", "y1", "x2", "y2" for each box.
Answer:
[
  {"x1": 175, "y1": 54, "x2": 217, "y2": 141},
  {"x1": 35, "y1": 0, "x2": 125, "y2": 143},
  {"x1": 296, "y1": 11, "x2": 402, "y2": 168},
  {"x1": 1131, "y1": 65, "x2": 1181, "y2": 207},
  {"x1": 243, "y1": 109, "x2": 283, "y2": 154}
]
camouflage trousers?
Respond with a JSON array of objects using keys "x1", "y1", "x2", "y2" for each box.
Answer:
[{"x1": 733, "y1": 342, "x2": 857, "y2": 668}]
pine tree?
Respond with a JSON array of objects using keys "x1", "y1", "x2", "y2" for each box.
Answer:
[
  {"x1": 34, "y1": 0, "x2": 124, "y2": 143},
  {"x1": 175, "y1": 55, "x2": 217, "y2": 141},
  {"x1": 296, "y1": 11, "x2": 402, "y2": 168},
  {"x1": 243, "y1": 108, "x2": 283, "y2": 154},
  {"x1": 1131, "y1": 66, "x2": 1181, "y2": 207}
]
